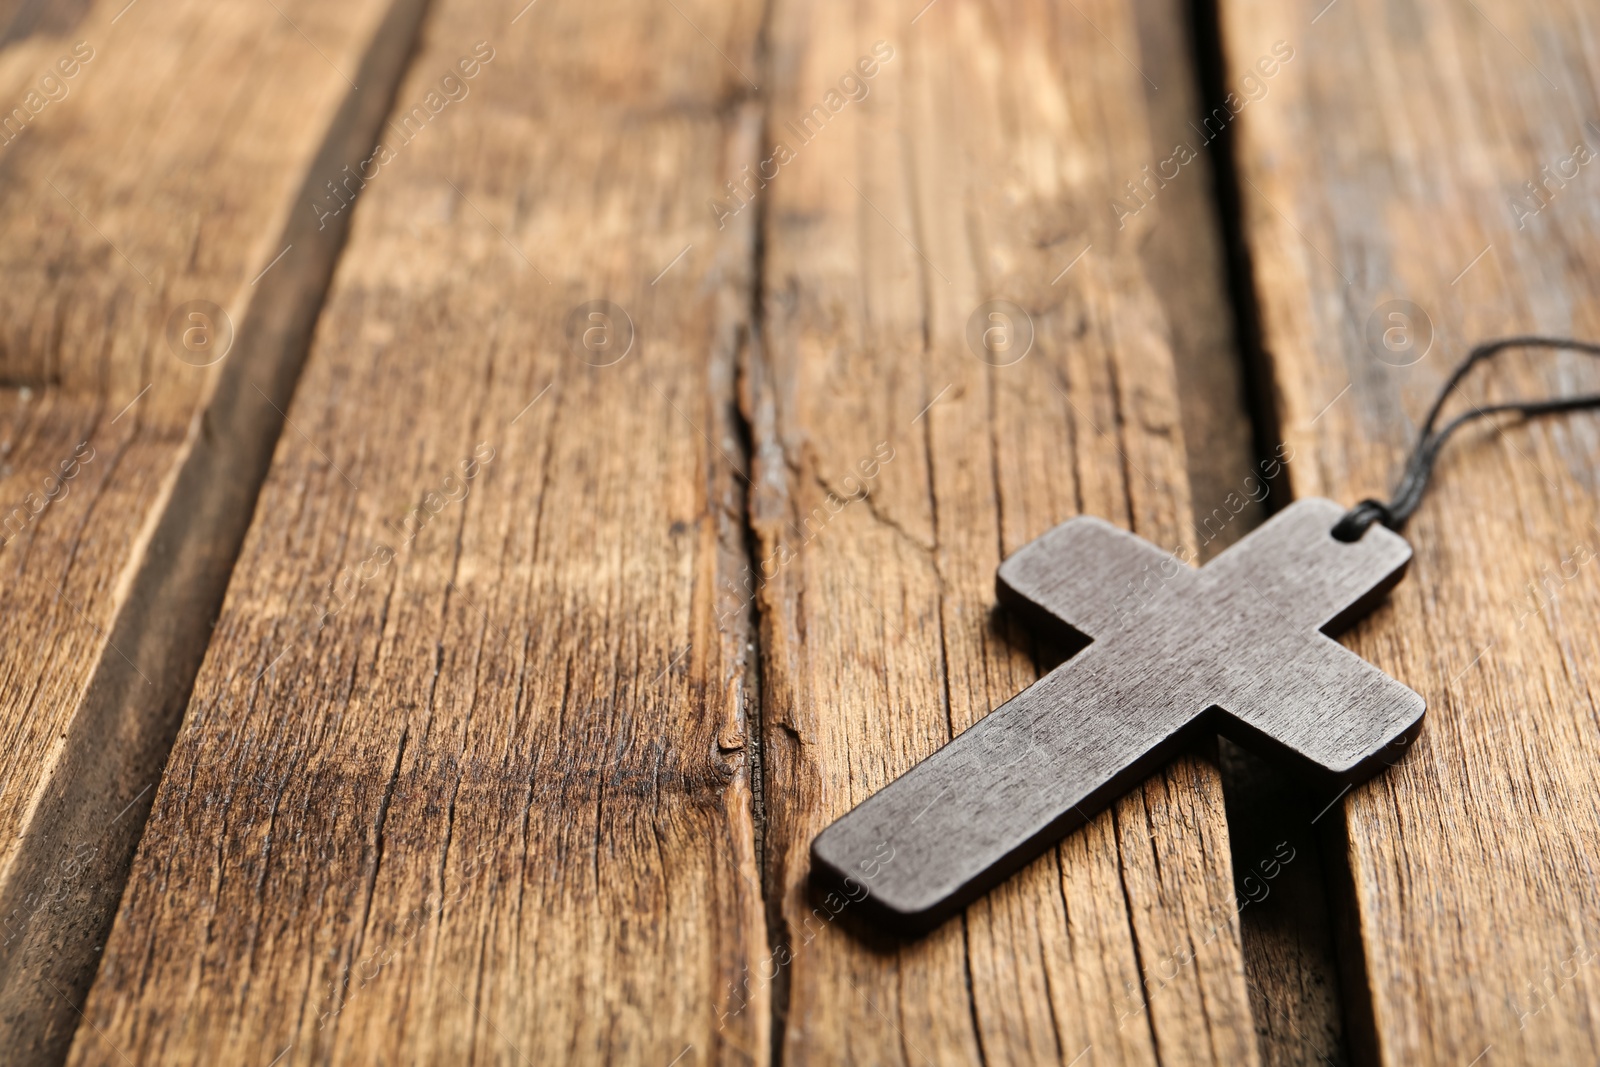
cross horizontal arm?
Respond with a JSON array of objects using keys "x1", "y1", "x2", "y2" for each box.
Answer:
[
  {"x1": 1217, "y1": 629, "x2": 1424, "y2": 782},
  {"x1": 997, "y1": 516, "x2": 1191, "y2": 642},
  {"x1": 1204, "y1": 497, "x2": 1414, "y2": 634}
]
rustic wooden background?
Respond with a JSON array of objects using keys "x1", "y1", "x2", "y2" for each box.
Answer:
[{"x1": 0, "y1": 0, "x2": 1594, "y2": 1063}]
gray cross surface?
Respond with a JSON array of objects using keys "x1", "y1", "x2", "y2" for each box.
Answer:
[{"x1": 811, "y1": 497, "x2": 1425, "y2": 933}]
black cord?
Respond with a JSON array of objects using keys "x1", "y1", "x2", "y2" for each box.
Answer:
[{"x1": 1332, "y1": 336, "x2": 1600, "y2": 542}]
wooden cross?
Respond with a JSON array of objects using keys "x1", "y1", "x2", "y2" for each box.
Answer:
[{"x1": 811, "y1": 498, "x2": 1426, "y2": 933}]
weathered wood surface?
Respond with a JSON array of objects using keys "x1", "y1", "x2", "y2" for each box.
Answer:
[
  {"x1": 750, "y1": 0, "x2": 1262, "y2": 1061},
  {"x1": 31, "y1": 0, "x2": 1598, "y2": 1062},
  {"x1": 0, "y1": 0, "x2": 425, "y2": 1060},
  {"x1": 1221, "y1": 0, "x2": 1600, "y2": 1062},
  {"x1": 68, "y1": 0, "x2": 770, "y2": 1063}
]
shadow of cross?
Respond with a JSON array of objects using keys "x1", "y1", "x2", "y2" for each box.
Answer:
[{"x1": 811, "y1": 497, "x2": 1425, "y2": 934}]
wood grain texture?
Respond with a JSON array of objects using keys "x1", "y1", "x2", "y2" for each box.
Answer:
[
  {"x1": 68, "y1": 0, "x2": 770, "y2": 1063},
  {"x1": 749, "y1": 0, "x2": 1259, "y2": 1060},
  {"x1": 0, "y1": 0, "x2": 425, "y2": 1060},
  {"x1": 1220, "y1": 0, "x2": 1600, "y2": 1062}
]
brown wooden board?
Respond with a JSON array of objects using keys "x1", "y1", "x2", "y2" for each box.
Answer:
[
  {"x1": 748, "y1": 0, "x2": 1262, "y2": 1061},
  {"x1": 67, "y1": 0, "x2": 771, "y2": 1063},
  {"x1": 0, "y1": 0, "x2": 426, "y2": 1060},
  {"x1": 1221, "y1": 0, "x2": 1600, "y2": 1062}
]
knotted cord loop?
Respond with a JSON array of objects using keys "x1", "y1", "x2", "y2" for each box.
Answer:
[{"x1": 1332, "y1": 336, "x2": 1600, "y2": 542}]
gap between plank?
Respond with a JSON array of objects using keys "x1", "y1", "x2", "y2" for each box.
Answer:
[
  {"x1": 736, "y1": 1, "x2": 790, "y2": 1055},
  {"x1": 1181, "y1": 0, "x2": 1358, "y2": 1062}
]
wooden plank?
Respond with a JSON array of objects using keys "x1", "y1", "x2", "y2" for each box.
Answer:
[
  {"x1": 750, "y1": 0, "x2": 1260, "y2": 1061},
  {"x1": 0, "y1": 0, "x2": 427, "y2": 1060},
  {"x1": 1220, "y1": 0, "x2": 1600, "y2": 1062},
  {"x1": 68, "y1": 0, "x2": 770, "y2": 1063}
]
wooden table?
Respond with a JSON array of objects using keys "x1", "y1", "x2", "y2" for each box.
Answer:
[{"x1": 0, "y1": 0, "x2": 1594, "y2": 1063}]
